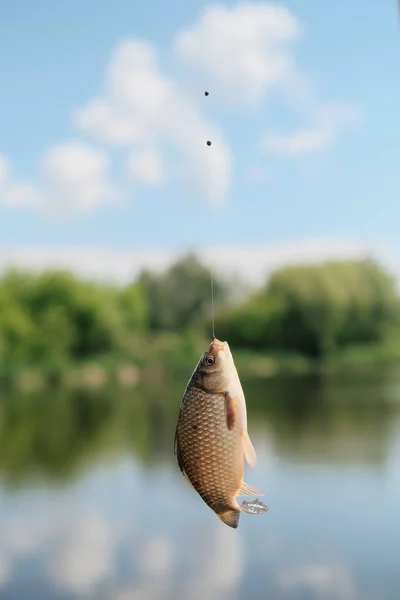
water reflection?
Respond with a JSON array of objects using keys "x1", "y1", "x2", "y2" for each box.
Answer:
[{"x1": 0, "y1": 367, "x2": 400, "y2": 599}]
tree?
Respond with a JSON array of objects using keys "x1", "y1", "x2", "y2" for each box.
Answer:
[
  {"x1": 139, "y1": 254, "x2": 228, "y2": 331},
  {"x1": 219, "y1": 260, "x2": 400, "y2": 359}
]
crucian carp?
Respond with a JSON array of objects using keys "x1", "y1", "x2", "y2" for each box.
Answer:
[{"x1": 174, "y1": 338, "x2": 268, "y2": 528}]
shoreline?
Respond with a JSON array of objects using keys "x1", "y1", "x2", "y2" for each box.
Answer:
[{"x1": 1, "y1": 335, "x2": 399, "y2": 393}]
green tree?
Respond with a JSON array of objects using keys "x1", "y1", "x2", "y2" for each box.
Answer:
[
  {"x1": 139, "y1": 254, "x2": 228, "y2": 331},
  {"x1": 219, "y1": 260, "x2": 400, "y2": 359},
  {"x1": 0, "y1": 271, "x2": 38, "y2": 362},
  {"x1": 119, "y1": 280, "x2": 149, "y2": 332}
]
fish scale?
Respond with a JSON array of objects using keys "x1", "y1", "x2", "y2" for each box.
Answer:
[{"x1": 176, "y1": 385, "x2": 243, "y2": 518}]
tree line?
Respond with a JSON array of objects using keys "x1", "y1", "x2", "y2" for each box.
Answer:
[
  {"x1": 0, "y1": 254, "x2": 398, "y2": 365},
  {"x1": 217, "y1": 259, "x2": 400, "y2": 358}
]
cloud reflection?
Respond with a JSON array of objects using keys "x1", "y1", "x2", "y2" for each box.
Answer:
[
  {"x1": 0, "y1": 499, "x2": 122, "y2": 597},
  {"x1": 0, "y1": 555, "x2": 11, "y2": 589},
  {"x1": 1, "y1": 363, "x2": 399, "y2": 600},
  {"x1": 48, "y1": 513, "x2": 119, "y2": 596},
  {"x1": 137, "y1": 536, "x2": 175, "y2": 579},
  {"x1": 276, "y1": 562, "x2": 358, "y2": 600},
  {"x1": 129, "y1": 521, "x2": 244, "y2": 600}
]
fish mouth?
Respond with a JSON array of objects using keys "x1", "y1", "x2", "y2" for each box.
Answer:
[{"x1": 208, "y1": 338, "x2": 231, "y2": 356}]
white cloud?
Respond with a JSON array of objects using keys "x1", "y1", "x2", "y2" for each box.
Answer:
[
  {"x1": 75, "y1": 41, "x2": 161, "y2": 147},
  {"x1": 74, "y1": 99, "x2": 145, "y2": 147},
  {"x1": 41, "y1": 143, "x2": 116, "y2": 213},
  {"x1": 0, "y1": 183, "x2": 42, "y2": 209},
  {"x1": 128, "y1": 147, "x2": 164, "y2": 185},
  {"x1": 72, "y1": 9, "x2": 360, "y2": 205},
  {"x1": 0, "y1": 155, "x2": 10, "y2": 186},
  {"x1": 262, "y1": 102, "x2": 361, "y2": 155},
  {"x1": 0, "y1": 142, "x2": 118, "y2": 218},
  {"x1": 174, "y1": 3, "x2": 301, "y2": 104},
  {"x1": 201, "y1": 238, "x2": 381, "y2": 284},
  {"x1": 75, "y1": 40, "x2": 231, "y2": 206},
  {"x1": 0, "y1": 238, "x2": 390, "y2": 287},
  {"x1": 0, "y1": 245, "x2": 174, "y2": 284},
  {"x1": 0, "y1": 6, "x2": 362, "y2": 219}
]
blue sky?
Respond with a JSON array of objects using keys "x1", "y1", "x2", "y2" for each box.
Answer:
[{"x1": 0, "y1": 0, "x2": 399, "y2": 282}]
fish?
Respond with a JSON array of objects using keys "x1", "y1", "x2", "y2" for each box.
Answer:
[{"x1": 174, "y1": 338, "x2": 268, "y2": 528}]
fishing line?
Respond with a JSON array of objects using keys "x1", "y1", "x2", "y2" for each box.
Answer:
[
  {"x1": 211, "y1": 269, "x2": 215, "y2": 339},
  {"x1": 205, "y1": 89, "x2": 216, "y2": 340}
]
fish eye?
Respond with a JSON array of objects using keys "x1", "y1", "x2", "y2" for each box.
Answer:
[{"x1": 205, "y1": 356, "x2": 215, "y2": 366}]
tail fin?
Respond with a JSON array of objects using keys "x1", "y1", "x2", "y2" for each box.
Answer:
[
  {"x1": 218, "y1": 509, "x2": 240, "y2": 529},
  {"x1": 240, "y1": 499, "x2": 268, "y2": 515}
]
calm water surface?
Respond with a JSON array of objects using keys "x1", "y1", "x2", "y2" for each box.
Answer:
[{"x1": 0, "y1": 366, "x2": 399, "y2": 600}]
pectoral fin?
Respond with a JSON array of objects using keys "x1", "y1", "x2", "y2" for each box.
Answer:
[
  {"x1": 224, "y1": 392, "x2": 237, "y2": 431},
  {"x1": 241, "y1": 429, "x2": 257, "y2": 468}
]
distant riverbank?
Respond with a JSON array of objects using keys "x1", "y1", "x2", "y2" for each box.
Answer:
[{"x1": 1, "y1": 332, "x2": 400, "y2": 394}]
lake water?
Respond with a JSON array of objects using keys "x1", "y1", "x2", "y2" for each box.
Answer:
[{"x1": 0, "y1": 365, "x2": 400, "y2": 600}]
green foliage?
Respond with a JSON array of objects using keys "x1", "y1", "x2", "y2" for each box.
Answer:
[
  {"x1": 0, "y1": 254, "x2": 229, "y2": 366},
  {"x1": 0, "y1": 257, "x2": 398, "y2": 367},
  {"x1": 219, "y1": 259, "x2": 400, "y2": 359},
  {"x1": 0, "y1": 367, "x2": 185, "y2": 485},
  {"x1": 0, "y1": 269, "x2": 137, "y2": 365},
  {"x1": 1, "y1": 365, "x2": 399, "y2": 486},
  {"x1": 119, "y1": 281, "x2": 149, "y2": 332},
  {"x1": 217, "y1": 295, "x2": 288, "y2": 350},
  {"x1": 138, "y1": 253, "x2": 228, "y2": 331}
]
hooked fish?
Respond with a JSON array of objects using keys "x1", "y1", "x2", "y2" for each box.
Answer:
[{"x1": 174, "y1": 338, "x2": 268, "y2": 528}]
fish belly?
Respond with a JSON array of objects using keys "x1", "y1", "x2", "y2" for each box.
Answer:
[{"x1": 177, "y1": 386, "x2": 243, "y2": 516}]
